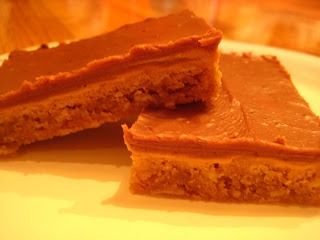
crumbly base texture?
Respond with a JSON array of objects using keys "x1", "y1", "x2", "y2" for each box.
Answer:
[
  {"x1": 0, "y1": 56, "x2": 219, "y2": 155},
  {"x1": 129, "y1": 151, "x2": 320, "y2": 206}
]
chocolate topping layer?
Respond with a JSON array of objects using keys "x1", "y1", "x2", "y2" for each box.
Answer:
[
  {"x1": 124, "y1": 54, "x2": 320, "y2": 159},
  {"x1": 0, "y1": 10, "x2": 221, "y2": 108}
]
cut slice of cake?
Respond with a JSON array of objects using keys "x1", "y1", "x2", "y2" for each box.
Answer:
[
  {"x1": 0, "y1": 10, "x2": 222, "y2": 155},
  {"x1": 123, "y1": 53, "x2": 320, "y2": 206}
]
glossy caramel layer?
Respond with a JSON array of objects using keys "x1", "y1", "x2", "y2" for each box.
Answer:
[
  {"x1": 124, "y1": 53, "x2": 320, "y2": 159},
  {"x1": 0, "y1": 10, "x2": 221, "y2": 108}
]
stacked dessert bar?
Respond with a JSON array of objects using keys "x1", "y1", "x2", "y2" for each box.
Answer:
[
  {"x1": 0, "y1": 10, "x2": 319, "y2": 206},
  {"x1": 0, "y1": 10, "x2": 221, "y2": 155},
  {"x1": 124, "y1": 53, "x2": 320, "y2": 206}
]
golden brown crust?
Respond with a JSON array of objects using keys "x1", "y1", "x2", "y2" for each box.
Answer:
[{"x1": 128, "y1": 151, "x2": 320, "y2": 206}]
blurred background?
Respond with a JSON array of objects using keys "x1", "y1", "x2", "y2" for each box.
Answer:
[{"x1": 0, "y1": 0, "x2": 319, "y2": 55}]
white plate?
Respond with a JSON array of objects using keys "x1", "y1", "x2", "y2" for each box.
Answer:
[{"x1": 0, "y1": 40, "x2": 319, "y2": 240}]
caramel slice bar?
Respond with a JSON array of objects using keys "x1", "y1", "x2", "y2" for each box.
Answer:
[
  {"x1": 123, "y1": 53, "x2": 320, "y2": 206},
  {"x1": 0, "y1": 10, "x2": 221, "y2": 155}
]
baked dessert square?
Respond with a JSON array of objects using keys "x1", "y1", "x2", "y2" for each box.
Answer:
[
  {"x1": 0, "y1": 10, "x2": 221, "y2": 155},
  {"x1": 123, "y1": 53, "x2": 320, "y2": 206}
]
